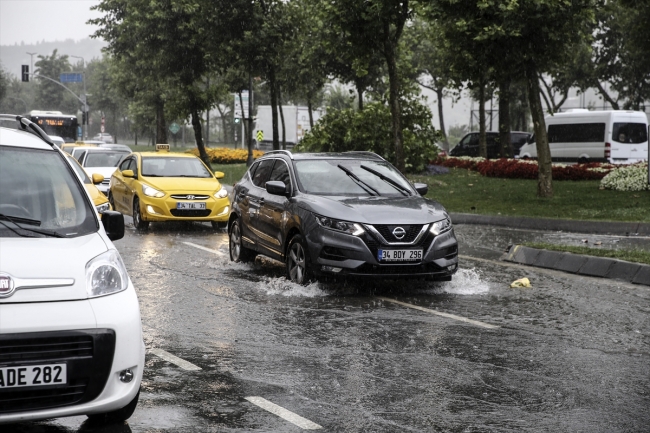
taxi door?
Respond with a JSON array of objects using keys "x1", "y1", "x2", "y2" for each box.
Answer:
[{"x1": 112, "y1": 156, "x2": 138, "y2": 214}]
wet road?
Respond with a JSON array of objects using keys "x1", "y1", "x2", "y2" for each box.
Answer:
[{"x1": 8, "y1": 223, "x2": 650, "y2": 432}]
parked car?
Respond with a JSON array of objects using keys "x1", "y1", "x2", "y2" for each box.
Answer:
[
  {"x1": 229, "y1": 150, "x2": 458, "y2": 284},
  {"x1": 450, "y1": 131, "x2": 533, "y2": 158},
  {"x1": 517, "y1": 109, "x2": 648, "y2": 163},
  {"x1": 0, "y1": 114, "x2": 143, "y2": 424},
  {"x1": 77, "y1": 148, "x2": 132, "y2": 195},
  {"x1": 93, "y1": 133, "x2": 114, "y2": 144}
]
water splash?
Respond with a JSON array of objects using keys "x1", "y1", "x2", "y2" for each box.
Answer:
[
  {"x1": 257, "y1": 277, "x2": 329, "y2": 297},
  {"x1": 428, "y1": 268, "x2": 490, "y2": 295}
]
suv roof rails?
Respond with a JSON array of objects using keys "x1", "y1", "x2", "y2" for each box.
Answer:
[
  {"x1": 0, "y1": 114, "x2": 56, "y2": 147},
  {"x1": 344, "y1": 151, "x2": 385, "y2": 160},
  {"x1": 263, "y1": 150, "x2": 293, "y2": 159}
]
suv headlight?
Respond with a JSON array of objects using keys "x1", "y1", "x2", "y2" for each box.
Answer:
[
  {"x1": 214, "y1": 186, "x2": 228, "y2": 199},
  {"x1": 314, "y1": 214, "x2": 365, "y2": 236},
  {"x1": 143, "y1": 184, "x2": 164, "y2": 198},
  {"x1": 85, "y1": 249, "x2": 129, "y2": 298},
  {"x1": 430, "y1": 215, "x2": 452, "y2": 236}
]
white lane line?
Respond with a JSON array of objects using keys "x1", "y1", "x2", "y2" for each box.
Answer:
[
  {"x1": 377, "y1": 296, "x2": 499, "y2": 329},
  {"x1": 149, "y1": 348, "x2": 202, "y2": 371},
  {"x1": 245, "y1": 396, "x2": 322, "y2": 430},
  {"x1": 183, "y1": 241, "x2": 226, "y2": 257}
]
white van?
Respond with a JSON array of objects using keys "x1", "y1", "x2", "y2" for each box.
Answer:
[{"x1": 518, "y1": 109, "x2": 649, "y2": 163}]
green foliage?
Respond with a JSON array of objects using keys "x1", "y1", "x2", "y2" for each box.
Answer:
[
  {"x1": 34, "y1": 50, "x2": 78, "y2": 113},
  {"x1": 298, "y1": 97, "x2": 440, "y2": 173}
]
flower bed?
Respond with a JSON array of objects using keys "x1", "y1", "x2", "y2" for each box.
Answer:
[
  {"x1": 600, "y1": 162, "x2": 649, "y2": 191},
  {"x1": 431, "y1": 156, "x2": 617, "y2": 181},
  {"x1": 186, "y1": 147, "x2": 264, "y2": 164}
]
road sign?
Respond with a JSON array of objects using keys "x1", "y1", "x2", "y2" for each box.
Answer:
[
  {"x1": 234, "y1": 91, "x2": 249, "y2": 119},
  {"x1": 256, "y1": 130, "x2": 264, "y2": 142},
  {"x1": 60, "y1": 73, "x2": 83, "y2": 83},
  {"x1": 100, "y1": 125, "x2": 105, "y2": 133},
  {"x1": 169, "y1": 122, "x2": 181, "y2": 134}
]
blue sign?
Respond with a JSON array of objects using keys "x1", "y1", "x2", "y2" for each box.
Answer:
[
  {"x1": 77, "y1": 126, "x2": 82, "y2": 138},
  {"x1": 60, "y1": 73, "x2": 83, "y2": 83}
]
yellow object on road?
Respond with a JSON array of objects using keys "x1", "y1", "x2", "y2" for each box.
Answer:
[{"x1": 510, "y1": 277, "x2": 531, "y2": 288}]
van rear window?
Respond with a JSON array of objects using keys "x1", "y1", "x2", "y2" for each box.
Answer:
[
  {"x1": 548, "y1": 123, "x2": 605, "y2": 143},
  {"x1": 612, "y1": 123, "x2": 648, "y2": 144}
]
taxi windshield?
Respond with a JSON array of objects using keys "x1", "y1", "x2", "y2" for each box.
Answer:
[
  {"x1": 0, "y1": 146, "x2": 97, "y2": 238},
  {"x1": 141, "y1": 156, "x2": 212, "y2": 178}
]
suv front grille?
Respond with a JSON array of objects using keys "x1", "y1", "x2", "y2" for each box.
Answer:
[
  {"x1": 0, "y1": 329, "x2": 115, "y2": 414},
  {"x1": 372, "y1": 224, "x2": 424, "y2": 243}
]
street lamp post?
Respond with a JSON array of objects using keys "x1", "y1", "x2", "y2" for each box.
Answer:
[
  {"x1": 26, "y1": 52, "x2": 37, "y2": 79},
  {"x1": 70, "y1": 55, "x2": 88, "y2": 140}
]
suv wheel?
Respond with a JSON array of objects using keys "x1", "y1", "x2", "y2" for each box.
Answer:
[
  {"x1": 229, "y1": 219, "x2": 256, "y2": 262},
  {"x1": 132, "y1": 197, "x2": 149, "y2": 230},
  {"x1": 286, "y1": 234, "x2": 312, "y2": 285}
]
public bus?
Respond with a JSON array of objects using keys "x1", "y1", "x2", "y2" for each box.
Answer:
[{"x1": 23, "y1": 110, "x2": 79, "y2": 143}]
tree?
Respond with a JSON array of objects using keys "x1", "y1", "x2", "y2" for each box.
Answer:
[{"x1": 34, "y1": 50, "x2": 78, "y2": 113}]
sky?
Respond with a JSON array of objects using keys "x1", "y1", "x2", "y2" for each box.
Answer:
[{"x1": 0, "y1": 0, "x2": 102, "y2": 46}]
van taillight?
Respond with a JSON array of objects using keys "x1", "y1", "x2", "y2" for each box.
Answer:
[{"x1": 605, "y1": 142, "x2": 611, "y2": 160}]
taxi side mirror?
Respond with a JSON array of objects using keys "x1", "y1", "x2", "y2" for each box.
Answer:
[
  {"x1": 122, "y1": 169, "x2": 135, "y2": 178},
  {"x1": 101, "y1": 210, "x2": 125, "y2": 241},
  {"x1": 214, "y1": 171, "x2": 225, "y2": 180},
  {"x1": 92, "y1": 173, "x2": 105, "y2": 185}
]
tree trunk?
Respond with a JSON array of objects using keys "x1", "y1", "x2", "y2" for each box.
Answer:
[
  {"x1": 247, "y1": 73, "x2": 254, "y2": 167},
  {"x1": 384, "y1": 40, "x2": 404, "y2": 171},
  {"x1": 435, "y1": 87, "x2": 449, "y2": 151},
  {"x1": 478, "y1": 82, "x2": 487, "y2": 159},
  {"x1": 238, "y1": 91, "x2": 248, "y2": 150},
  {"x1": 595, "y1": 81, "x2": 620, "y2": 110},
  {"x1": 307, "y1": 99, "x2": 314, "y2": 128},
  {"x1": 278, "y1": 86, "x2": 286, "y2": 150},
  {"x1": 498, "y1": 78, "x2": 511, "y2": 158},
  {"x1": 268, "y1": 65, "x2": 280, "y2": 150},
  {"x1": 526, "y1": 64, "x2": 553, "y2": 198},
  {"x1": 156, "y1": 101, "x2": 167, "y2": 144},
  {"x1": 191, "y1": 108, "x2": 210, "y2": 168},
  {"x1": 355, "y1": 79, "x2": 364, "y2": 111}
]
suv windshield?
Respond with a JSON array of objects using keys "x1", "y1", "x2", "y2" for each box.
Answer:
[
  {"x1": 294, "y1": 159, "x2": 414, "y2": 196},
  {"x1": 0, "y1": 146, "x2": 97, "y2": 238},
  {"x1": 85, "y1": 151, "x2": 130, "y2": 167},
  {"x1": 141, "y1": 157, "x2": 212, "y2": 178}
]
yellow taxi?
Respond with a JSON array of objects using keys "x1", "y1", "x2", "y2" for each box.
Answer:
[
  {"x1": 65, "y1": 154, "x2": 112, "y2": 214},
  {"x1": 109, "y1": 144, "x2": 229, "y2": 230},
  {"x1": 61, "y1": 142, "x2": 98, "y2": 155}
]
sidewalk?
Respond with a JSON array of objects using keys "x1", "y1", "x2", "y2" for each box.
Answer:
[{"x1": 450, "y1": 213, "x2": 650, "y2": 236}]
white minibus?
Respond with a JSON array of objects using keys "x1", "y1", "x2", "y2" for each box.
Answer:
[{"x1": 518, "y1": 109, "x2": 649, "y2": 163}]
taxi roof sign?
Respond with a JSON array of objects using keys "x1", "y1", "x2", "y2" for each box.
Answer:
[{"x1": 155, "y1": 144, "x2": 170, "y2": 152}]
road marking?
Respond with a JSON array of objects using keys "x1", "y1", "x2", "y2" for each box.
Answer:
[
  {"x1": 149, "y1": 348, "x2": 202, "y2": 371},
  {"x1": 244, "y1": 396, "x2": 322, "y2": 430},
  {"x1": 183, "y1": 241, "x2": 226, "y2": 257},
  {"x1": 377, "y1": 296, "x2": 499, "y2": 329}
]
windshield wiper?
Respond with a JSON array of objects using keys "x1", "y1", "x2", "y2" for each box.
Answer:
[
  {"x1": 359, "y1": 165, "x2": 411, "y2": 196},
  {"x1": 0, "y1": 213, "x2": 66, "y2": 238},
  {"x1": 0, "y1": 219, "x2": 38, "y2": 238},
  {"x1": 337, "y1": 165, "x2": 380, "y2": 196}
]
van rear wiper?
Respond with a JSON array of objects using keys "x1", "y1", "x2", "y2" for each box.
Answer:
[
  {"x1": 359, "y1": 165, "x2": 411, "y2": 196},
  {"x1": 337, "y1": 165, "x2": 380, "y2": 196},
  {"x1": 0, "y1": 214, "x2": 65, "y2": 238}
]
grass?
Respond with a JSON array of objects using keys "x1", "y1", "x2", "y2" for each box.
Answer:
[
  {"x1": 211, "y1": 163, "x2": 248, "y2": 185},
  {"x1": 409, "y1": 168, "x2": 650, "y2": 222},
  {"x1": 523, "y1": 242, "x2": 650, "y2": 265}
]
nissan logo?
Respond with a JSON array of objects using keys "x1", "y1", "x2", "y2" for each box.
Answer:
[
  {"x1": 0, "y1": 273, "x2": 16, "y2": 298},
  {"x1": 392, "y1": 227, "x2": 406, "y2": 240},
  {"x1": 186, "y1": 195, "x2": 195, "y2": 200}
]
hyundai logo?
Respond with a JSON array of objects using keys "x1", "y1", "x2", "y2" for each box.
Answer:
[
  {"x1": 187, "y1": 195, "x2": 195, "y2": 200},
  {"x1": 0, "y1": 273, "x2": 16, "y2": 298},
  {"x1": 392, "y1": 227, "x2": 406, "y2": 240}
]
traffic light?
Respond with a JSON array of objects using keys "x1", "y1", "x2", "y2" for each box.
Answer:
[
  {"x1": 234, "y1": 117, "x2": 241, "y2": 124},
  {"x1": 82, "y1": 112, "x2": 87, "y2": 125},
  {"x1": 21, "y1": 65, "x2": 29, "y2": 82}
]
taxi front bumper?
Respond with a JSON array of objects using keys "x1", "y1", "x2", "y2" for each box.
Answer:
[{"x1": 139, "y1": 195, "x2": 230, "y2": 222}]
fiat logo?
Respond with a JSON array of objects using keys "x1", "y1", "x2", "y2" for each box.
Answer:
[
  {"x1": 187, "y1": 195, "x2": 195, "y2": 200},
  {"x1": 0, "y1": 273, "x2": 16, "y2": 298},
  {"x1": 392, "y1": 227, "x2": 406, "y2": 240}
]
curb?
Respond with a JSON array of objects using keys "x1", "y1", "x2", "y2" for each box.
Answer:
[
  {"x1": 450, "y1": 213, "x2": 650, "y2": 236},
  {"x1": 502, "y1": 245, "x2": 650, "y2": 286}
]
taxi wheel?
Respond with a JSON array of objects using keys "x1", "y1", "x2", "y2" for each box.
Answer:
[
  {"x1": 229, "y1": 219, "x2": 256, "y2": 262},
  {"x1": 132, "y1": 197, "x2": 149, "y2": 231},
  {"x1": 286, "y1": 234, "x2": 313, "y2": 285}
]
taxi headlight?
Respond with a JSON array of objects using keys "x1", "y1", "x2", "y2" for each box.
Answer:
[
  {"x1": 430, "y1": 215, "x2": 452, "y2": 236},
  {"x1": 96, "y1": 202, "x2": 110, "y2": 214},
  {"x1": 314, "y1": 214, "x2": 365, "y2": 236},
  {"x1": 143, "y1": 184, "x2": 165, "y2": 198},
  {"x1": 214, "y1": 186, "x2": 228, "y2": 199},
  {"x1": 85, "y1": 249, "x2": 129, "y2": 298}
]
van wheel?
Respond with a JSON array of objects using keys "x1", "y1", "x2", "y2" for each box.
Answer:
[
  {"x1": 286, "y1": 234, "x2": 313, "y2": 285},
  {"x1": 133, "y1": 197, "x2": 149, "y2": 230},
  {"x1": 87, "y1": 390, "x2": 139, "y2": 424}
]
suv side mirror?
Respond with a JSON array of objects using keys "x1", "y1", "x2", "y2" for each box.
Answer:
[
  {"x1": 101, "y1": 210, "x2": 125, "y2": 241},
  {"x1": 266, "y1": 180, "x2": 289, "y2": 196},
  {"x1": 414, "y1": 183, "x2": 428, "y2": 196}
]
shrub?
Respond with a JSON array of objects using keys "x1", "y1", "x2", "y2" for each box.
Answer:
[
  {"x1": 600, "y1": 163, "x2": 649, "y2": 191},
  {"x1": 297, "y1": 98, "x2": 441, "y2": 173},
  {"x1": 186, "y1": 147, "x2": 264, "y2": 164}
]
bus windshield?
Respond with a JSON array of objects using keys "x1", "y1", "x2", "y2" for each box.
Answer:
[{"x1": 25, "y1": 112, "x2": 79, "y2": 143}]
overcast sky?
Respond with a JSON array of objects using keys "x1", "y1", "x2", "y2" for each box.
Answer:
[{"x1": 0, "y1": 0, "x2": 102, "y2": 46}]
